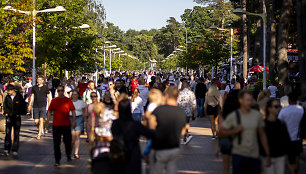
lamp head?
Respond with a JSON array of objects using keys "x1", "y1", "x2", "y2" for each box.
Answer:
[
  {"x1": 186, "y1": 41, "x2": 192, "y2": 44},
  {"x1": 209, "y1": 25, "x2": 218, "y2": 30},
  {"x1": 3, "y1": 5, "x2": 12, "y2": 10},
  {"x1": 195, "y1": 34, "x2": 203, "y2": 39},
  {"x1": 97, "y1": 34, "x2": 102, "y2": 38},
  {"x1": 233, "y1": 8, "x2": 245, "y2": 16},
  {"x1": 54, "y1": 6, "x2": 66, "y2": 12},
  {"x1": 79, "y1": 24, "x2": 90, "y2": 29}
]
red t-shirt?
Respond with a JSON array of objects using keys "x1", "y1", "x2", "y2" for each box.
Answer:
[
  {"x1": 130, "y1": 79, "x2": 139, "y2": 92},
  {"x1": 48, "y1": 97, "x2": 75, "y2": 126},
  {"x1": 78, "y1": 82, "x2": 88, "y2": 96}
]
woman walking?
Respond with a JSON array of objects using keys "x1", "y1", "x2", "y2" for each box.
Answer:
[
  {"x1": 111, "y1": 99, "x2": 155, "y2": 174},
  {"x1": 131, "y1": 89, "x2": 144, "y2": 122},
  {"x1": 70, "y1": 90, "x2": 86, "y2": 159},
  {"x1": 204, "y1": 84, "x2": 222, "y2": 140},
  {"x1": 261, "y1": 99, "x2": 290, "y2": 174}
]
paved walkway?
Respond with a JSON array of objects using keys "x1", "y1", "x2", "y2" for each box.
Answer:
[{"x1": 0, "y1": 115, "x2": 305, "y2": 174}]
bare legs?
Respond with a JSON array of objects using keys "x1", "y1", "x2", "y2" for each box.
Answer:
[
  {"x1": 209, "y1": 115, "x2": 219, "y2": 137},
  {"x1": 35, "y1": 118, "x2": 44, "y2": 139},
  {"x1": 71, "y1": 130, "x2": 81, "y2": 158}
]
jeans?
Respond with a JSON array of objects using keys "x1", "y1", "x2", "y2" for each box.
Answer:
[
  {"x1": 4, "y1": 116, "x2": 21, "y2": 152},
  {"x1": 132, "y1": 113, "x2": 142, "y2": 122},
  {"x1": 150, "y1": 148, "x2": 180, "y2": 174},
  {"x1": 232, "y1": 154, "x2": 261, "y2": 174},
  {"x1": 196, "y1": 98, "x2": 204, "y2": 116},
  {"x1": 53, "y1": 126, "x2": 72, "y2": 163}
]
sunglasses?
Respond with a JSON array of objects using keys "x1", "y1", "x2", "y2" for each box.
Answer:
[
  {"x1": 108, "y1": 84, "x2": 113, "y2": 86},
  {"x1": 91, "y1": 95, "x2": 97, "y2": 98},
  {"x1": 272, "y1": 105, "x2": 281, "y2": 109},
  {"x1": 57, "y1": 90, "x2": 64, "y2": 92}
]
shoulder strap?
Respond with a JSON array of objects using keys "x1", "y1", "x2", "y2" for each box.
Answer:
[{"x1": 235, "y1": 110, "x2": 242, "y2": 145}]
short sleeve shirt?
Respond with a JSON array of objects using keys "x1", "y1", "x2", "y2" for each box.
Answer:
[
  {"x1": 48, "y1": 97, "x2": 75, "y2": 126},
  {"x1": 177, "y1": 88, "x2": 196, "y2": 117},
  {"x1": 31, "y1": 85, "x2": 49, "y2": 108},
  {"x1": 70, "y1": 100, "x2": 86, "y2": 116},
  {"x1": 222, "y1": 109, "x2": 264, "y2": 158}
]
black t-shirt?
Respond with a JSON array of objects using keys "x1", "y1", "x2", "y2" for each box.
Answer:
[
  {"x1": 31, "y1": 85, "x2": 49, "y2": 108},
  {"x1": 152, "y1": 105, "x2": 186, "y2": 150},
  {"x1": 195, "y1": 83, "x2": 207, "y2": 99}
]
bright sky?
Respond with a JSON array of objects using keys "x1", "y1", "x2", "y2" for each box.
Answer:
[{"x1": 102, "y1": 0, "x2": 197, "y2": 31}]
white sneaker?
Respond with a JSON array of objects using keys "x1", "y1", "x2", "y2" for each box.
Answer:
[
  {"x1": 12, "y1": 152, "x2": 18, "y2": 156},
  {"x1": 45, "y1": 130, "x2": 48, "y2": 134},
  {"x1": 185, "y1": 136, "x2": 193, "y2": 145},
  {"x1": 181, "y1": 140, "x2": 186, "y2": 145}
]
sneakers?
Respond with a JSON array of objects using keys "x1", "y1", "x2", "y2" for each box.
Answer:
[
  {"x1": 45, "y1": 130, "x2": 48, "y2": 134},
  {"x1": 12, "y1": 152, "x2": 18, "y2": 156},
  {"x1": 3, "y1": 150, "x2": 9, "y2": 156},
  {"x1": 181, "y1": 135, "x2": 193, "y2": 145},
  {"x1": 212, "y1": 136, "x2": 216, "y2": 140},
  {"x1": 54, "y1": 162, "x2": 60, "y2": 167},
  {"x1": 67, "y1": 157, "x2": 72, "y2": 162}
]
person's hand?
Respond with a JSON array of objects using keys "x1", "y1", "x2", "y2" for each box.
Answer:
[
  {"x1": 4, "y1": 114, "x2": 8, "y2": 117},
  {"x1": 266, "y1": 156, "x2": 271, "y2": 167},
  {"x1": 71, "y1": 121, "x2": 76, "y2": 129},
  {"x1": 235, "y1": 125, "x2": 243, "y2": 134}
]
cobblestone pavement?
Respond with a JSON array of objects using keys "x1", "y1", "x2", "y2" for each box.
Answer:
[{"x1": 0, "y1": 115, "x2": 305, "y2": 174}]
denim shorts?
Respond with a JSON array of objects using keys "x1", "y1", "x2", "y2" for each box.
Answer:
[
  {"x1": 33, "y1": 107, "x2": 46, "y2": 119},
  {"x1": 70, "y1": 116, "x2": 84, "y2": 131}
]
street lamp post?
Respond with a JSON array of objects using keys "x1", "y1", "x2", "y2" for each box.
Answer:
[
  {"x1": 3, "y1": 3, "x2": 66, "y2": 85},
  {"x1": 234, "y1": 8, "x2": 267, "y2": 90},
  {"x1": 209, "y1": 25, "x2": 234, "y2": 81}
]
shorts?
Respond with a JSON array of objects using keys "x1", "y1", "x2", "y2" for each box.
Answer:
[
  {"x1": 186, "y1": 116, "x2": 191, "y2": 124},
  {"x1": 70, "y1": 116, "x2": 84, "y2": 131},
  {"x1": 33, "y1": 107, "x2": 46, "y2": 119},
  {"x1": 287, "y1": 140, "x2": 303, "y2": 164},
  {"x1": 207, "y1": 105, "x2": 219, "y2": 117}
]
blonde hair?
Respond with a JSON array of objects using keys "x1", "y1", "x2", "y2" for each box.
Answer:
[
  {"x1": 257, "y1": 89, "x2": 271, "y2": 102},
  {"x1": 207, "y1": 84, "x2": 221, "y2": 97},
  {"x1": 149, "y1": 89, "x2": 164, "y2": 105}
]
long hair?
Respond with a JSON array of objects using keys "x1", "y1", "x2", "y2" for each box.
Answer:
[
  {"x1": 70, "y1": 89, "x2": 81, "y2": 100},
  {"x1": 257, "y1": 89, "x2": 270, "y2": 102},
  {"x1": 131, "y1": 88, "x2": 140, "y2": 102},
  {"x1": 118, "y1": 99, "x2": 132, "y2": 121},
  {"x1": 207, "y1": 84, "x2": 220, "y2": 97}
]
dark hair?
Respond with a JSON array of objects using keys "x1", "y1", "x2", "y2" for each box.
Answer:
[
  {"x1": 118, "y1": 99, "x2": 132, "y2": 121},
  {"x1": 238, "y1": 90, "x2": 253, "y2": 99},
  {"x1": 88, "y1": 80, "x2": 94, "y2": 85},
  {"x1": 102, "y1": 91, "x2": 114, "y2": 106},
  {"x1": 288, "y1": 92, "x2": 298, "y2": 102},
  {"x1": 6, "y1": 84, "x2": 15, "y2": 91},
  {"x1": 265, "y1": 98, "x2": 280, "y2": 117}
]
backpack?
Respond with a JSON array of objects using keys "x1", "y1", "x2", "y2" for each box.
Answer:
[
  {"x1": 109, "y1": 122, "x2": 132, "y2": 164},
  {"x1": 219, "y1": 110, "x2": 241, "y2": 154},
  {"x1": 298, "y1": 107, "x2": 306, "y2": 140}
]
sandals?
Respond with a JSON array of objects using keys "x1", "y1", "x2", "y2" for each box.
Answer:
[
  {"x1": 74, "y1": 154, "x2": 80, "y2": 159},
  {"x1": 36, "y1": 135, "x2": 41, "y2": 140}
]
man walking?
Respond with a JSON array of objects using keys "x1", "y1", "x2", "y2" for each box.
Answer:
[
  {"x1": 3, "y1": 84, "x2": 26, "y2": 156},
  {"x1": 47, "y1": 85, "x2": 76, "y2": 166},
  {"x1": 149, "y1": 86, "x2": 187, "y2": 174},
  {"x1": 28, "y1": 76, "x2": 51, "y2": 140},
  {"x1": 220, "y1": 90, "x2": 271, "y2": 174},
  {"x1": 195, "y1": 77, "x2": 207, "y2": 117},
  {"x1": 83, "y1": 81, "x2": 100, "y2": 104},
  {"x1": 278, "y1": 92, "x2": 304, "y2": 174},
  {"x1": 177, "y1": 81, "x2": 196, "y2": 144}
]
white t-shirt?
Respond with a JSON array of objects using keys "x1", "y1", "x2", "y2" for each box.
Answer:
[
  {"x1": 70, "y1": 100, "x2": 86, "y2": 116},
  {"x1": 131, "y1": 96, "x2": 144, "y2": 114},
  {"x1": 147, "y1": 103, "x2": 157, "y2": 112},
  {"x1": 268, "y1": 86, "x2": 278, "y2": 98},
  {"x1": 225, "y1": 84, "x2": 234, "y2": 93},
  {"x1": 278, "y1": 105, "x2": 304, "y2": 141},
  {"x1": 100, "y1": 84, "x2": 109, "y2": 96},
  {"x1": 24, "y1": 82, "x2": 32, "y2": 94}
]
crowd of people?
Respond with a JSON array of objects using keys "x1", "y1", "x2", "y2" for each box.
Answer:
[{"x1": 0, "y1": 71, "x2": 305, "y2": 174}]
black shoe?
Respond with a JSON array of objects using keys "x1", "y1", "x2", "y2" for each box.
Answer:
[
  {"x1": 67, "y1": 157, "x2": 72, "y2": 162},
  {"x1": 86, "y1": 138, "x2": 89, "y2": 143},
  {"x1": 54, "y1": 162, "x2": 60, "y2": 167}
]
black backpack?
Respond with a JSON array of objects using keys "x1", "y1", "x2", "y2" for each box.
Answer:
[
  {"x1": 298, "y1": 107, "x2": 306, "y2": 140},
  {"x1": 109, "y1": 122, "x2": 132, "y2": 164}
]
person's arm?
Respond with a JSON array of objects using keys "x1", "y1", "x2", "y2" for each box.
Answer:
[
  {"x1": 71, "y1": 110, "x2": 76, "y2": 129},
  {"x1": 28, "y1": 94, "x2": 34, "y2": 112},
  {"x1": 258, "y1": 126, "x2": 271, "y2": 167},
  {"x1": 3, "y1": 96, "x2": 8, "y2": 116},
  {"x1": 83, "y1": 91, "x2": 86, "y2": 103},
  {"x1": 47, "y1": 108, "x2": 52, "y2": 123},
  {"x1": 204, "y1": 96, "x2": 208, "y2": 115},
  {"x1": 47, "y1": 93, "x2": 51, "y2": 109}
]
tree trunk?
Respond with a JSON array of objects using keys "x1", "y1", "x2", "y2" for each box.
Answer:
[
  {"x1": 242, "y1": 0, "x2": 248, "y2": 81},
  {"x1": 277, "y1": 0, "x2": 292, "y2": 85},
  {"x1": 297, "y1": 0, "x2": 306, "y2": 97},
  {"x1": 267, "y1": 0, "x2": 277, "y2": 81}
]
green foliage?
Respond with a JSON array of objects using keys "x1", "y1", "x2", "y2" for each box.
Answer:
[{"x1": 0, "y1": 0, "x2": 33, "y2": 74}]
